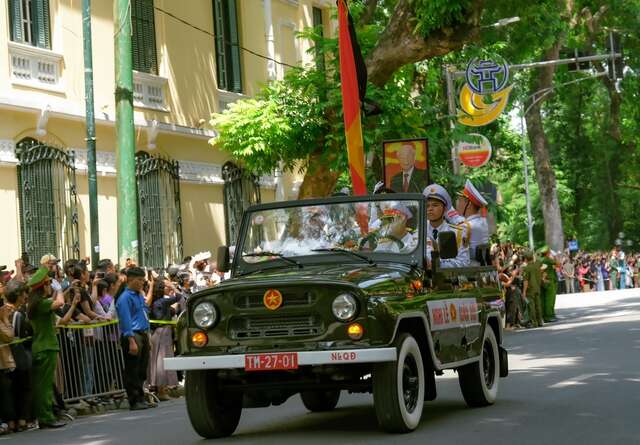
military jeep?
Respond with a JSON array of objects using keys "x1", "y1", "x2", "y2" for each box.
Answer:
[{"x1": 165, "y1": 194, "x2": 508, "y2": 438}]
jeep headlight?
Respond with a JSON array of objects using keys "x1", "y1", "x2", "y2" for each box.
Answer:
[
  {"x1": 193, "y1": 302, "x2": 217, "y2": 328},
  {"x1": 332, "y1": 294, "x2": 358, "y2": 322}
]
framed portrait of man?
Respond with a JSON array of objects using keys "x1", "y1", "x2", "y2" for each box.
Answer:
[{"x1": 382, "y1": 138, "x2": 429, "y2": 194}]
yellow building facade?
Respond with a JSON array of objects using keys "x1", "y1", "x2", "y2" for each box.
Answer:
[{"x1": 0, "y1": 0, "x2": 331, "y2": 268}]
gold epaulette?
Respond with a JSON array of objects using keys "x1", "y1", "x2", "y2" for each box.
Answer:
[{"x1": 449, "y1": 222, "x2": 471, "y2": 247}]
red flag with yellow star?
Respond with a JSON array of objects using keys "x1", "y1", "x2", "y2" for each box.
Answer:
[{"x1": 338, "y1": 0, "x2": 367, "y2": 195}]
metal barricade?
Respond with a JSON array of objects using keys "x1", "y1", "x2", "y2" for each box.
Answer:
[{"x1": 56, "y1": 321, "x2": 126, "y2": 402}]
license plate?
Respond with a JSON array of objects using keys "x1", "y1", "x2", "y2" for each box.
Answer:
[{"x1": 244, "y1": 352, "x2": 298, "y2": 371}]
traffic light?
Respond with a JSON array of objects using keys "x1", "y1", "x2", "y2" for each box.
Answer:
[{"x1": 606, "y1": 32, "x2": 624, "y2": 80}]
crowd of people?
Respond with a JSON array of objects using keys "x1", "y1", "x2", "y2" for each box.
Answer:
[
  {"x1": 0, "y1": 251, "x2": 223, "y2": 435},
  {"x1": 495, "y1": 242, "x2": 638, "y2": 330}
]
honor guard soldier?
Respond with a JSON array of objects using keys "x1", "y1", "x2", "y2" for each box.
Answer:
[
  {"x1": 423, "y1": 184, "x2": 470, "y2": 268},
  {"x1": 456, "y1": 179, "x2": 489, "y2": 265}
]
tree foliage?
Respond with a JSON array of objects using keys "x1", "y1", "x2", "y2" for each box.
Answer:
[{"x1": 211, "y1": 0, "x2": 640, "y2": 251}]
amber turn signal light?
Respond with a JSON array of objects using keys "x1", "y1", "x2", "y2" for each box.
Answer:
[
  {"x1": 191, "y1": 331, "x2": 208, "y2": 348},
  {"x1": 347, "y1": 323, "x2": 364, "y2": 340}
]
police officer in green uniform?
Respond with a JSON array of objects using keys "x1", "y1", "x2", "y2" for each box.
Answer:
[
  {"x1": 522, "y1": 251, "x2": 544, "y2": 328},
  {"x1": 539, "y1": 246, "x2": 558, "y2": 322},
  {"x1": 27, "y1": 267, "x2": 66, "y2": 429}
]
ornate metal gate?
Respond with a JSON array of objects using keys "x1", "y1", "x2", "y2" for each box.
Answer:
[
  {"x1": 16, "y1": 138, "x2": 80, "y2": 263},
  {"x1": 222, "y1": 162, "x2": 261, "y2": 246},
  {"x1": 135, "y1": 152, "x2": 183, "y2": 269}
]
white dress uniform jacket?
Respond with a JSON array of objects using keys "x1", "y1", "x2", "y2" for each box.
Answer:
[
  {"x1": 466, "y1": 214, "x2": 489, "y2": 265},
  {"x1": 425, "y1": 221, "x2": 470, "y2": 268}
]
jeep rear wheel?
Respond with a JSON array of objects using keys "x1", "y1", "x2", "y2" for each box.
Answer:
[
  {"x1": 458, "y1": 326, "x2": 500, "y2": 407},
  {"x1": 300, "y1": 390, "x2": 341, "y2": 412},
  {"x1": 373, "y1": 333, "x2": 425, "y2": 433},
  {"x1": 185, "y1": 370, "x2": 242, "y2": 438}
]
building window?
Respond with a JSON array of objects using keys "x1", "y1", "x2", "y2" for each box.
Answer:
[
  {"x1": 222, "y1": 162, "x2": 260, "y2": 245},
  {"x1": 132, "y1": 0, "x2": 158, "y2": 74},
  {"x1": 136, "y1": 152, "x2": 183, "y2": 269},
  {"x1": 8, "y1": 0, "x2": 51, "y2": 49},
  {"x1": 213, "y1": 0, "x2": 242, "y2": 93},
  {"x1": 15, "y1": 138, "x2": 80, "y2": 263},
  {"x1": 312, "y1": 7, "x2": 325, "y2": 71}
]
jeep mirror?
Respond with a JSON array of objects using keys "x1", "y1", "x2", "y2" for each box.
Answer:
[
  {"x1": 217, "y1": 245, "x2": 230, "y2": 273},
  {"x1": 438, "y1": 232, "x2": 458, "y2": 260}
]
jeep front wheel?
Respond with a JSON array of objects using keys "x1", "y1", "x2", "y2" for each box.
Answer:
[
  {"x1": 185, "y1": 370, "x2": 242, "y2": 438},
  {"x1": 300, "y1": 390, "x2": 341, "y2": 412},
  {"x1": 373, "y1": 333, "x2": 425, "y2": 433},
  {"x1": 458, "y1": 326, "x2": 500, "y2": 407}
]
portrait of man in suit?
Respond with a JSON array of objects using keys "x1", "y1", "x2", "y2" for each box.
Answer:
[{"x1": 384, "y1": 139, "x2": 429, "y2": 194}]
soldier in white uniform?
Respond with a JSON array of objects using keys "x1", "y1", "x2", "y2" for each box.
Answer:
[
  {"x1": 456, "y1": 179, "x2": 489, "y2": 265},
  {"x1": 423, "y1": 184, "x2": 470, "y2": 268},
  {"x1": 374, "y1": 201, "x2": 418, "y2": 253}
]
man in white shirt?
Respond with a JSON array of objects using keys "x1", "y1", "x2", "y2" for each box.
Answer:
[
  {"x1": 423, "y1": 184, "x2": 470, "y2": 268},
  {"x1": 40, "y1": 254, "x2": 63, "y2": 295},
  {"x1": 456, "y1": 179, "x2": 489, "y2": 265}
]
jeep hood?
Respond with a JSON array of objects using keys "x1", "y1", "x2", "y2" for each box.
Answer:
[{"x1": 204, "y1": 263, "x2": 417, "y2": 294}]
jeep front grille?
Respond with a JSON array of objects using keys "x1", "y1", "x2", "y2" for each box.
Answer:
[
  {"x1": 229, "y1": 314, "x2": 324, "y2": 339},
  {"x1": 233, "y1": 291, "x2": 316, "y2": 309}
]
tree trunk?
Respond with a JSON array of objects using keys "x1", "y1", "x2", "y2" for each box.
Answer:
[
  {"x1": 365, "y1": 0, "x2": 483, "y2": 87},
  {"x1": 297, "y1": 150, "x2": 340, "y2": 199},
  {"x1": 525, "y1": 44, "x2": 565, "y2": 253}
]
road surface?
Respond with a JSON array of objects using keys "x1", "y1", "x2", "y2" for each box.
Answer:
[{"x1": 6, "y1": 289, "x2": 640, "y2": 444}]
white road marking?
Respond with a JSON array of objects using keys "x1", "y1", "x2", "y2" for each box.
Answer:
[{"x1": 549, "y1": 373, "x2": 609, "y2": 389}]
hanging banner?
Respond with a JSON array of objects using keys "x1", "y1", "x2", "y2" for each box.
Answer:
[
  {"x1": 457, "y1": 134, "x2": 492, "y2": 168},
  {"x1": 458, "y1": 58, "x2": 511, "y2": 127},
  {"x1": 337, "y1": 0, "x2": 367, "y2": 196}
]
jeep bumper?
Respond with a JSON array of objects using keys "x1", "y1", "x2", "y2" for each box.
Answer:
[{"x1": 164, "y1": 347, "x2": 397, "y2": 371}]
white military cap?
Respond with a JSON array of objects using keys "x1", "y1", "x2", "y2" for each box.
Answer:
[
  {"x1": 423, "y1": 184, "x2": 452, "y2": 209},
  {"x1": 460, "y1": 179, "x2": 488, "y2": 207},
  {"x1": 381, "y1": 201, "x2": 413, "y2": 220}
]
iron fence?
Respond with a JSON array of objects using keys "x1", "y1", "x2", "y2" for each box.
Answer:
[
  {"x1": 136, "y1": 151, "x2": 183, "y2": 269},
  {"x1": 15, "y1": 137, "x2": 80, "y2": 263}
]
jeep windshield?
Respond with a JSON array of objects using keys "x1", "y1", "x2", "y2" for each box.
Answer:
[{"x1": 237, "y1": 197, "x2": 422, "y2": 270}]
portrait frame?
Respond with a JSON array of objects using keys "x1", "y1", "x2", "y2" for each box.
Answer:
[{"x1": 382, "y1": 138, "x2": 429, "y2": 194}]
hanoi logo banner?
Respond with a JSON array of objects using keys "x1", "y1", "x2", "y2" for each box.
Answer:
[
  {"x1": 459, "y1": 57, "x2": 512, "y2": 127},
  {"x1": 382, "y1": 138, "x2": 429, "y2": 194}
]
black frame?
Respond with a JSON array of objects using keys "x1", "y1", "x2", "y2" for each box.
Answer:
[{"x1": 231, "y1": 193, "x2": 426, "y2": 277}]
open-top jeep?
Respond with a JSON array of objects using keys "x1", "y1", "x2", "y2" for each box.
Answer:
[{"x1": 165, "y1": 193, "x2": 508, "y2": 438}]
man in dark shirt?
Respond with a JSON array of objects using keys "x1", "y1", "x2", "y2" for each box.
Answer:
[{"x1": 116, "y1": 267, "x2": 153, "y2": 410}]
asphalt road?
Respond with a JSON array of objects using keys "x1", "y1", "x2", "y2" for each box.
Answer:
[{"x1": 6, "y1": 289, "x2": 640, "y2": 445}]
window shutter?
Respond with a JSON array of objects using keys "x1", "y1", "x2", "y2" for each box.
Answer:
[
  {"x1": 227, "y1": 0, "x2": 242, "y2": 93},
  {"x1": 212, "y1": 0, "x2": 228, "y2": 91},
  {"x1": 132, "y1": 0, "x2": 143, "y2": 71},
  {"x1": 142, "y1": 0, "x2": 158, "y2": 74},
  {"x1": 33, "y1": 0, "x2": 51, "y2": 49},
  {"x1": 132, "y1": 0, "x2": 157, "y2": 74},
  {"x1": 9, "y1": 0, "x2": 24, "y2": 43}
]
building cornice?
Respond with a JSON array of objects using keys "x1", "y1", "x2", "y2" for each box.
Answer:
[
  {"x1": 0, "y1": 139, "x2": 275, "y2": 189},
  {"x1": 0, "y1": 94, "x2": 217, "y2": 140}
]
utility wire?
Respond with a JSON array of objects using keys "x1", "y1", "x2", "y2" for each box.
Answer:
[{"x1": 152, "y1": 5, "x2": 297, "y2": 69}]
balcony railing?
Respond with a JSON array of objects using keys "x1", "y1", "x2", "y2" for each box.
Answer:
[
  {"x1": 8, "y1": 41, "x2": 64, "y2": 92},
  {"x1": 133, "y1": 71, "x2": 168, "y2": 111}
]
